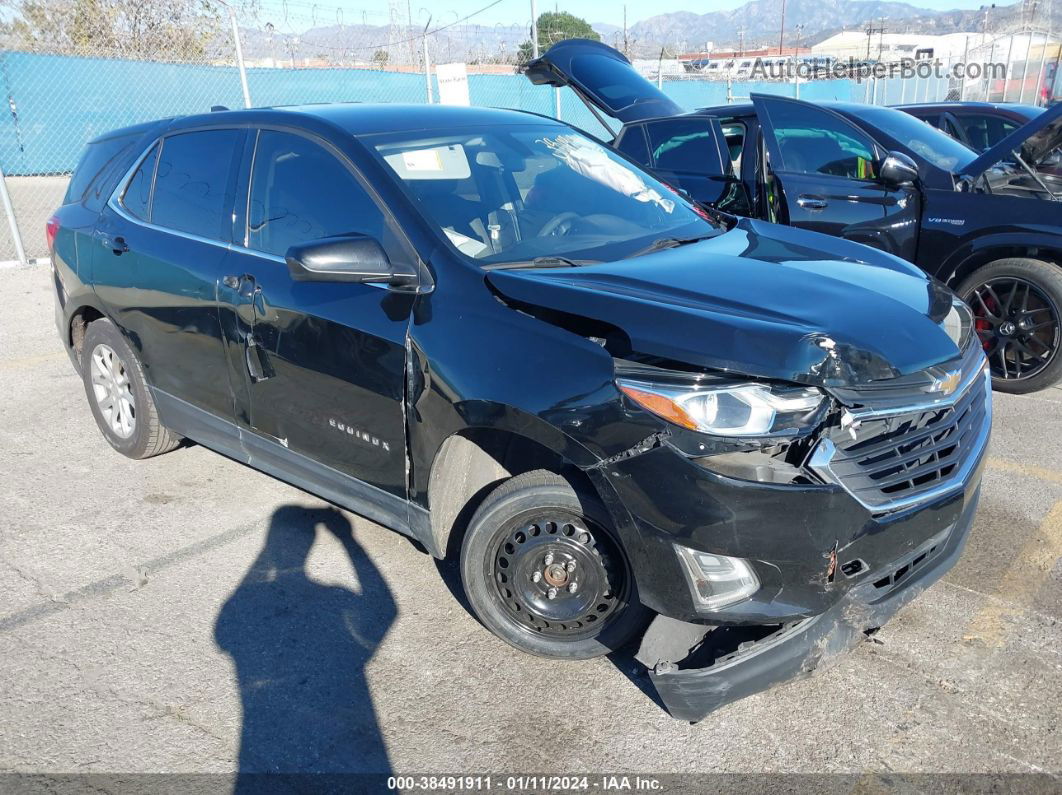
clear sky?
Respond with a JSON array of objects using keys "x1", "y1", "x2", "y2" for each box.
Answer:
[{"x1": 255, "y1": 0, "x2": 1018, "y2": 32}]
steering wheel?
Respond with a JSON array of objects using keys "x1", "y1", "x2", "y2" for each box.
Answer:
[{"x1": 537, "y1": 211, "x2": 581, "y2": 238}]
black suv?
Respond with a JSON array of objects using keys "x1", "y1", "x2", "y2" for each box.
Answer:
[
  {"x1": 527, "y1": 40, "x2": 1062, "y2": 393},
  {"x1": 50, "y1": 103, "x2": 989, "y2": 722}
]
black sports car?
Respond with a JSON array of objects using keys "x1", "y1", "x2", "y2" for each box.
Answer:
[{"x1": 527, "y1": 40, "x2": 1062, "y2": 393}]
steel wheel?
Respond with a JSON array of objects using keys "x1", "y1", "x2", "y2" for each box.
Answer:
[
  {"x1": 967, "y1": 276, "x2": 1060, "y2": 382},
  {"x1": 89, "y1": 343, "x2": 136, "y2": 439},
  {"x1": 489, "y1": 512, "x2": 627, "y2": 642}
]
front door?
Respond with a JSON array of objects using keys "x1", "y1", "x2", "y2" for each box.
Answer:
[
  {"x1": 221, "y1": 128, "x2": 415, "y2": 500},
  {"x1": 751, "y1": 95, "x2": 921, "y2": 261},
  {"x1": 92, "y1": 128, "x2": 246, "y2": 421}
]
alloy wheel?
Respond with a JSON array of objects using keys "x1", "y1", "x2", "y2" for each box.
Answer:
[
  {"x1": 90, "y1": 343, "x2": 136, "y2": 438},
  {"x1": 968, "y1": 277, "x2": 1060, "y2": 382}
]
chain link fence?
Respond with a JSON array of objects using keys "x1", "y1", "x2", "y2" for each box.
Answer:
[{"x1": 0, "y1": 0, "x2": 1059, "y2": 262}]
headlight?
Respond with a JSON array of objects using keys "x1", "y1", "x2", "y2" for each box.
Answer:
[
  {"x1": 674, "y1": 545, "x2": 759, "y2": 611},
  {"x1": 941, "y1": 298, "x2": 973, "y2": 348},
  {"x1": 617, "y1": 378, "x2": 824, "y2": 437}
]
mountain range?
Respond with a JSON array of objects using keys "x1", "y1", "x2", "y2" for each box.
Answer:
[{"x1": 232, "y1": 0, "x2": 1056, "y2": 64}]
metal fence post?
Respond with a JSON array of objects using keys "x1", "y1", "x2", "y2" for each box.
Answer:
[
  {"x1": 423, "y1": 35, "x2": 433, "y2": 103},
  {"x1": 0, "y1": 165, "x2": 28, "y2": 266},
  {"x1": 959, "y1": 37, "x2": 970, "y2": 100},
  {"x1": 1002, "y1": 34, "x2": 1016, "y2": 101},
  {"x1": 229, "y1": 7, "x2": 252, "y2": 108},
  {"x1": 554, "y1": 87, "x2": 561, "y2": 119},
  {"x1": 1019, "y1": 33, "x2": 1034, "y2": 103}
]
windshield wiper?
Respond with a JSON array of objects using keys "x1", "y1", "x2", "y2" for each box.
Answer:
[
  {"x1": 625, "y1": 234, "x2": 715, "y2": 259},
  {"x1": 484, "y1": 256, "x2": 597, "y2": 270}
]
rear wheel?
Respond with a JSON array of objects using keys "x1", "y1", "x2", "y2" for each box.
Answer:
[
  {"x1": 460, "y1": 470, "x2": 649, "y2": 659},
  {"x1": 81, "y1": 319, "x2": 181, "y2": 459},
  {"x1": 958, "y1": 258, "x2": 1062, "y2": 394}
]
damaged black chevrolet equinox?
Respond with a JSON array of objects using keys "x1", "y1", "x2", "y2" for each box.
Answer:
[{"x1": 49, "y1": 104, "x2": 991, "y2": 721}]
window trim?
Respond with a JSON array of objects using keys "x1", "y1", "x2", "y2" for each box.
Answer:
[
  {"x1": 109, "y1": 130, "x2": 244, "y2": 252},
  {"x1": 110, "y1": 126, "x2": 246, "y2": 245}
]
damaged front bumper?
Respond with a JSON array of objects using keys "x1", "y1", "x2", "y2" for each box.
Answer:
[{"x1": 636, "y1": 485, "x2": 980, "y2": 722}]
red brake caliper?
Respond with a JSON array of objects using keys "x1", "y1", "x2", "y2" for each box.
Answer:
[{"x1": 974, "y1": 292, "x2": 997, "y2": 351}]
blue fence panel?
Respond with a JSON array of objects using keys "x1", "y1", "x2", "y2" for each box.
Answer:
[
  {"x1": 0, "y1": 52, "x2": 247, "y2": 175},
  {"x1": 0, "y1": 50, "x2": 863, "y2": 175}
]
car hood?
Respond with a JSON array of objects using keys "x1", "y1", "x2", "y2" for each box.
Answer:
[
  {"x1": 957, "y1": 101, "x2": 1062, "y2": 178},
  {"x1": 524, "y1": 38, "x2": 683, "y2": 125},
  {"x1": 486, "y1": 219, "x2": 963, "y2": 388}
]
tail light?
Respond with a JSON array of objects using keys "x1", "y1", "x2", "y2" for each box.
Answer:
[{"x1": 45, "y1": 215, "x2": 59, "y2": 253}]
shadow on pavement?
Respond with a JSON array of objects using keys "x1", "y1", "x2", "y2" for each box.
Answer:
[{"x1": 214, "y1": 505, "x2": 396, "y2": 784}]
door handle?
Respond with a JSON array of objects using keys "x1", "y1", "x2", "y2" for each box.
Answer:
[
  {"x1": 223, "y1": 274, "x2": 258, "y2": 298},
  {"x1": 98, "y1": 234, "x2": 129, "y2": 254},
  {"x1": 796, "y1": 195, "x2": 828, "y2": 210}
]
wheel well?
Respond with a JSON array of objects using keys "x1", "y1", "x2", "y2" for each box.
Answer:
[
  {"x1": 69, "y1": 306, "x2": 105, "y2": 363},
  {"x1": 427, "y1": 429, "x2": 595, "y2": 560},
  {"x1": 949, "y1": 247, "x2": 1062, "y2": 288}
]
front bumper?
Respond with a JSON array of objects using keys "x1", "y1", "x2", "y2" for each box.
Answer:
[{"x1": 641, "y1": 484, "x2": 979, "y2": 722}]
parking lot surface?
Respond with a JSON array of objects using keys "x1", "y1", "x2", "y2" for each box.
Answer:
[{"x1": 1, "y1": 264, "x2": 1060, "y2": 778}]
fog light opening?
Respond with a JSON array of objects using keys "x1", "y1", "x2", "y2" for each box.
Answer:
[{"x1": 674, "y1": 545, "x2": 759, "y2": 612}]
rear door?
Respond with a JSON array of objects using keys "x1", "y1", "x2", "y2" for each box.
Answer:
[
  {"x1": 751, "y1": 94, "x2": 921, "y2": 260},
  {"x1": 92, "y1": 128, "x2": 246, "y2": 422}
]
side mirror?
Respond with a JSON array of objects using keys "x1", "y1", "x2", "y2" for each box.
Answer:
[
  {"x1": 285, "y1": 235, "x2": 417, "y2": 288},
  {"x1": 879, "y1": 151, "x2": 920, "y2": 188}
]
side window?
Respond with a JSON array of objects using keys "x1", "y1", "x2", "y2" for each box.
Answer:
[
  {"x1": 958, "y1": 114, "x2": 1020, "y2": 152},
  {"x1": 66, "y1": 134, "x2": 139, "y2": 211},
  {"x1": 720, "y1": 122, "x2": 745, "y2": 173},
  {"x1": 152, "y1": 130, "x2": 241, "y2": 240},
  {"x1": 645, "y1": 118, "x2": 724, "y2": 175},
  {"x1": 764, "y1": 102, "x2": 879, "y2": 180},
  {"x1": 121, "y1": 144, "x2": 158, "y2": 221},
  {"x1": 614, "y1": 126, "x2": 650, "y2": 166},
  {"x1": 247, "y1": 130, "x2": 387, "y2": 258}
]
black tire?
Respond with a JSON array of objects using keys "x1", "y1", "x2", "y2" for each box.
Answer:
[
  {"x1": 460, "y1": 470, "x2": 650, "y2": 660},
  {"x1": 957, "y1": 258, "x2": 1062, "y2": 394},
  {"x1": 81, "y1": 318, "x2": 181, "y2": 459}
]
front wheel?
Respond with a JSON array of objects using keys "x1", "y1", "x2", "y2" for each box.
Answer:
[
  {"x1": 460, "y1": 470, "x2": 649, "y2": 660},
  {"x1": 958, "y1": 258, "x2": 1062, "y2": 394}
]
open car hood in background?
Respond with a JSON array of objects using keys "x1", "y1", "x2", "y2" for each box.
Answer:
[
  {"x1": 957, "y1": 101, "x2": 1062, "y2": 179},
  {"x1": 524, "y1": 39, "x2": 684, "y2": 125}
]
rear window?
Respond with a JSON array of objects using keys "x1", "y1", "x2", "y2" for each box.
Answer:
[{"x1": 64, "y1": 134, "x2": 140, "y2": 211}]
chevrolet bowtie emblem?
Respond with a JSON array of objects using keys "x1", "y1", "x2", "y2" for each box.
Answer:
[{"x1": 929, "y1": 369, "x2": 962, "y2": 396}]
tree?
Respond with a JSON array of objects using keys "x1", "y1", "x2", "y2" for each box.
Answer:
[
  {"x1": 517, "y1": 11, "x2": 599, "y2": 64},
  {"x1": 372, "y1": 49, "x2": 389, "y2": 69},
  {"x1": 2, "y1": 0, "x2": 257, "y2": 60}
]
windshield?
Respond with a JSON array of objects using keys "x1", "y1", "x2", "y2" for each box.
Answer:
[
  {"x1": 369, "y1": 124, "x2": 721, "y2": 266},
  {"x1": 854, "y1": 105, "x2": 979, "y2": 173}
]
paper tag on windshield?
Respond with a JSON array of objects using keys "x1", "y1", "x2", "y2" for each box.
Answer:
[{"x1": 402, "y1": 149, "x2": 444, "y2": 172}]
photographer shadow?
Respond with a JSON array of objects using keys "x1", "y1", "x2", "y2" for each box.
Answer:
[{"x1": 214, "y1": 505, "x2": 396, "y2": 782}]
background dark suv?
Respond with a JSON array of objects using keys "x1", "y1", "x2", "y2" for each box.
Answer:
[{"x1": 527, "y1": 40, "x2": 1062, "y2": 394}]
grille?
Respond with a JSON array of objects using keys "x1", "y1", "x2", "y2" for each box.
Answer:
[{"x1": 820, "y1": 353, "x2": 990, "y2": 511}]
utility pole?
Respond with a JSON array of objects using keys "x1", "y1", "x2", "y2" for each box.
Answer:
[
  {"x1": 879, "y1": 17, "x2": 886, "y2": 60},
  {"x1": 531, "y1": 0, "x2": 539, "y2": 58},
  {"x1": 779, "y1": 0, "x2": 786, "y2": 55},
  {"x1": 865, "y1": 18, "x2": 886, "y2": 60},
  {"x1": 623, "y1": 5, "x2": 630, "y2": 59}
]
